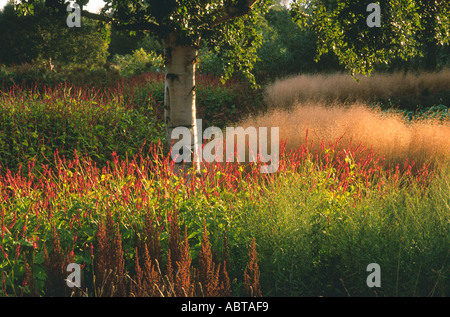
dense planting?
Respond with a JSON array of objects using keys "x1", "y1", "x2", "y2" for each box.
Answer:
[
  {"x1": 0, "y1": 134, "x2": 447, "y2": 296},
  {"x1": 0, "y1": 72, "x2": 449, "y2": 297}
]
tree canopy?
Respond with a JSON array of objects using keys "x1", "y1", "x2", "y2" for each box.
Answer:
[
  {"x1": 290, "y1": 0, "x2": 450, "y2": 75},
  {"x1": 11, "y1": 0, "x2": 450, "y2": 78},
  {"x1": 0, "y1": 1, "x2": 109, "y2": 68}
]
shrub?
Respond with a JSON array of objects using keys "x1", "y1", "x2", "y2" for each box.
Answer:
[
  {"x1": 252, "y1": 6, "x2": 343, "y2": 83},
  {"x1": 111, "y1": 49, "x2": 164, "y2": 78}
]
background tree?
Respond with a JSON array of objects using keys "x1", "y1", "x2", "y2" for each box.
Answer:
[
  {"x1": 415, "y1": 0, "x2": 450, "y2": 71},
  {"x1": 254, "y1": 2, "x2": 343, "y2": 81},
  {"x1": 0, "y1": 1, "x2": 109, "y2": 69},
  {"x1": 290, "y1": 0, "x2": 450, "y2": 76},
  {"x1": 108, "y1": 27, "x2": 145, "y2": 56},
  {"x1": 0, "y1": 4, "x2": 41, "y2": 65}
]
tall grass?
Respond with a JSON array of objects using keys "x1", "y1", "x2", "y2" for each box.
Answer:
[
  {"x1": 264, "y1": 70, "x2": 450, "y2": 108},
  {"x1": 234, "y1": 71, "x2": 450, "y2": 296},
  {"x1": 240, "y1": 101, "x2": 450, "y2": 172},
  {"x1": 241, "y1": 163, "x2": 450, "y2": 296}
]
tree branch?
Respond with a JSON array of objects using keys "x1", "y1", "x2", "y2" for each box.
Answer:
[
  {"x1": 81, "y1": 10, "x2": 113, "y2": 23},
  {"x1": 114, "y1": 21, "x2": 162, "y2": 34},
  {"x1": 81, "y1": 10, "x2": 162, "y2": 34},
  {"x1": 209, "y1": 0, "x2": 258, "y2": 27}
]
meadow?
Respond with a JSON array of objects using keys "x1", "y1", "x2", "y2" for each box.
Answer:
[{"x1": 0, "y1": 70, "x2": 449, "y2": 297}]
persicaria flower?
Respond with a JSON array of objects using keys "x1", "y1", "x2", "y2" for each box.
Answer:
[
  {"x1": 0, "y1": 246, "x2": 8, "y2": 258},
  {"x1": 15, "y1": 245, "x2": 20, "y2": 260}
]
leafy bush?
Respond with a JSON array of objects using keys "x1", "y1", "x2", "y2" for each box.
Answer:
[
  {"x1": 253, "y1": 6, "x2": 343, "y2": 82},
  {"x1": 111, "y1": 49, "x2": 164, "y2": 78},
  {"x1": 0, "y1": 63, "x2": 122, "y2": 88},
  {"x1": 137, "y1": 34, "x2": 164, "y2": 56},
  {"x1": 0, "y1": 3, "x2": 109, "y2": 70},
  {"x1": 198, "y1": 46, "x2": 226, "y2": 76},
  {"x1": 109, "y1": 71, "x2": 250, "y2": 129}
]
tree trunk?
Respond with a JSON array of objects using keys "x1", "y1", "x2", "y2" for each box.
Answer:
[
  {"x1": 163, "y1": 33, "x2": 200, "y2": 176},
  {"x1": 420, "y1": 4, "x2": 438, "y2": 72},
  {"x1": 424, "y1": 39, "x2": 438, "y2": 72}
]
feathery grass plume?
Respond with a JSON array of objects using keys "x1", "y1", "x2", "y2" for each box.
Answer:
[
  {"x1": 244, "y1": 237, "x2": 261, "y2": 297},
  {"x1": 166, "y1": 249, "x2": 174, "y2": 290},
  {"x1": 175, "y1": 226, "x2": 193, "y2": 297},
  {"x1": 43, "y1": 225, "x2": 75, "y2": 297},
  {"x1": 239, "y1": 101, "x2": 449, "y2": 174},
  {"x1": 130, "y1": 244, "x2": 162, "y2": 297},
  {"x1": 93, "y1": 215, "x2": 126, "y2": 297},
  {"x1": 168, "y1": 209, "x2": 182, "y2": 278},
  {"x1": 264, "y1": 70, "x2": 450, "y2": 108},
  {"x1": 197, "y1": 220, "x2": 221, "y2": 297},
  {"x1": 143, "y1": 213, "x2": 162, "y2": 267},
  {"x1": 219, "y1": 260, "x2": 231, "y2": 297},
  {"x1": 94, "y1": 217, "x2": 108, "y2": 295},
  {"x1": 21, "y1": 252, "x2": 35, "y2": 297},
  {"x1": 130, "y1": 213, "x2": 164, "y2": 297},
  {"x1": 130, "y1": 247, "x2": 143, "y2": 297},
  {"x1": 111, "y1": 224, "x2": 126, "y2": 297},
  {"x1": 219, "y1": 231, "x2": 231, "y2": 297}
]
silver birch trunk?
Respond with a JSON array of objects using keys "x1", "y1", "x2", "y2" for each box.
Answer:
[{"x1": 163, "y1": 33, "x2": 200, "y2": 176}]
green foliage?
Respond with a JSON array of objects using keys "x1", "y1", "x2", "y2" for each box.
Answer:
[
  {"x1": 108, "y1": 0, "x2": 273, "y2": 86},
  {"x1": 206, "y1": 4, "x2": 270, "y2": 87},
  {"x1": 290, "y1": 0, "x2": 450, "y2": 76},
  {"x1": 253, "y1": 6, "x2": 342, "y2": 81},
  {"x1": 0, "y1": 5, "x2": 40, "y2": 65},
  {"x1": 0, "y1": 2, "x2": 109, "y2": 69},
  {"x1": 111, "y1": 48, "x2": 164, "y2": 78},
  {"x1": 0, "y1": 86, "x2": 165, "y2": 173},
  {"x1": 197, "y1": 45, "x2": 226, "y2": 76},
  {"x1": 196, "y1": 78, "x2": 243, "y2": 127},
  {"x1": 53, "y1": 18, "x2": 110, "y2": 69},
  {"x1": 10, "y1": 0, "x2": 279, "y2": 88},
  {"x1": 137, "y1": 34, "x2": 164, "y2": 56},
  {"x1": 0, "y1": 132, "x2": 448, "y2": 296},
  {"x1": 108, "y1": 28, "x2": 145, "y2": 57},
  {"x1": 238, "y1": 159, "x2": 450, "y2": 296}
]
